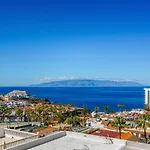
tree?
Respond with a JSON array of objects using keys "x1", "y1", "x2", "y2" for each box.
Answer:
[
  {"x1": 55, "y1": 112, "x2": 65, "y2": 123},
  {"x1": 25, "y1": 110, "x2": 32, "y2": 122},
  {"x1": 81, "y1": 108, "x2": 89, "y2": 126},
  {"x1": 94, "y1": 106, "x2": 99, "y2": 118},
  {"x1": 144, "y1": 104, "x2": 150, "y2": 111},
  {"x1": 72, "y1": 116, "x2": 80, "y2": 126},
  {"x1": 0, "y1": 106, "x2": 6, "y2": 122},
  {"x1": 104, "y1": 105, "x2": 109, "y2": 114},
  {"x1": 135, "y1": 113, "x2": 150, "y2": 143},
  {"x1": 118, "y1": 104, "x2": 124, "y2": 112},
  {"x1": 35, "y1": 106, "x2": 45, "y2": 124},
  {"x1": 109, "y1": 110, "x2": 115, "y2": 114},
  {"x1": 5, "y1": 109, "x2": 12, "y2": 128},
  {"x1": 42, "y1": 107, "x2": 54, "y2": 126},
  {"x1": 16, "y1": 109, "x2": 23, "y2": 122},
  {"x1": 110, "y1": 116, "x2": 127, "y2": 139},
  {"x1": 25, "y1": 109, "x2": 37, "y2": 122},
  {"x1": 65, "y1": 117, "x2": 73, "y2": 125},
  {"x1": 65, "y1": 116, "x2": 80, "y2": 126}
]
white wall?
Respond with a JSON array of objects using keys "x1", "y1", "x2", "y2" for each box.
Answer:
[
  {"x1": 4, "y1": 128, "x2": 36, "y2": 139},
  {"x1": 0, "y1": 128, "x2": 4, "y2": 138},
  {"x1": 7, "y1": 131, "x2": 66, "y2": 150},
  {"x1": 126, "y1": 141, "x2": 150, "y2": 150}
]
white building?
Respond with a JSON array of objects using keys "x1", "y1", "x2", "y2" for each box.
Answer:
[
  {"x1": 144, "y1": 88, "x2": 150, "y2": 107},
  {"x1": 5, "y1": 131, "x2": 150, "y2": 150},
  {"x1": 6, "y1": 90, "x2": 29, "y2": 99}
]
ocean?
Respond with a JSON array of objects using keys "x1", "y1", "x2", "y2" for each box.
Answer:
[{"x1": 0, "y1": 87, "x2": 147, "y2": 112}]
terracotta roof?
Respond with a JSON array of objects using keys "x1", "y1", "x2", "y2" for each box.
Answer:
[
  {"x1": 101, "y1": 121, "x2": 115, "y2": 129},
  {"x1": 92, "y1": 129, "x2": 120, "y2": 138},
  {"x1": 107, "y1": 123, "x2": 115, "y2": 130},
  {"x1": 117, "y1": 132, "x2": 132, "y2": 140},
  {"x1": 92, "y1": 129, "x2": 137, "y2": 141},
  {"x1": 112, "y1": 113, "x2": 117, "y2": 117},
  {"x1": 101, "y1": 114, "x2": 108, "y2": 118},
  {"x1": 132, "y1": 114, "x2": 139, "y2": 118},
  {"x1": 120, "y1": 113, "x2": 127, "y2": 117},
  {"x1": 33, "y1": 127, "x2": 57, "y2": 135},
  {"x1": 101, "y1": 120, "x2": 109, "y2": 126}
]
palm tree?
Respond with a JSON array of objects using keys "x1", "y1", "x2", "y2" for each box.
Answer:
[
  {"x1": 104, "y1": 105, "x2": 109, "y2": 114},
  {"x1": 0, "y1": 106, "x2": 6, "y2": 122},
  {"x1": 65, "y1": 117, "x2": 72, "y2": 125},
  {"x1": 135, "y1": 113, "x2": 150, "y2": 143},
  {"x1": 65, "y1": 116, "x2": 80, "y2": 126},
  {"x1": 35, "y1": 106, "x2": 44, "y2": 124},
  {"x1": 72, "y1": 116, "x2": 80, "y2": 126},
  {"x1": 109, "y1": 110, "x2": 115, "y2": 114},
  {"x1": 42, "y1": 107, "x2": 55, "y2": 126},
  {"x1": 30, "y1": 110, "x2": 37, "y2": 122},
  {"x1": 94, "y1": 106, "x2": 99, "y2": 118},
  {"x1": 5, "y1": 109, "x2": 12, "y2": 128},
  {"x1": 118, "y1": 104, "x2": 124, "y2": 112},
  {"x1": 81, "y1": 108, "x2": 89, "y2": 124},
  {"x1": 55, "y1": 112, "x2": 65, "y2": 123},
  {"x1": 16, "y1": 109, "x2": 23, "y2": 122},
  {"x1": 110, "y1": 116, "x2": 127, "y2": 139},
  {"x1": 144, "y1": 104, "x2": 150, "y2": 111},
  {"x1": 25, "y1": 110, "x2": 35, "y2": 123}
]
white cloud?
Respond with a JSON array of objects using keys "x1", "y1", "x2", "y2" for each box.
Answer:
[
  {"x1": 37, "y1": 77, "x2": 83, "y2": 82},
  {"x1": 36, "y1": 77, "x2": 138, "y2": 82}
]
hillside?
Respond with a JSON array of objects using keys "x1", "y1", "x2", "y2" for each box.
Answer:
[{"x1": 30, "y1": 79, "x2": 142, "y2": 87}]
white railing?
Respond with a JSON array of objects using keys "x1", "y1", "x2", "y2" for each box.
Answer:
[
  {"x1": 0, "y1": 128, "x2": 38, "y2": 150},
  {"x1": 0, "y1": 135, "x2": 38, "y2": 150},
  {"x1": 6, "y1": 131, "x2": 66, "y2": 150},
  {"x1": 4, "y1": 128, "x2": 36, "y2": 138}
]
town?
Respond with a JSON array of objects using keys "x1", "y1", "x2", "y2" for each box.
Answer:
[{"x1": 0, "y1": 89, "x2": 150, "y2": 150}]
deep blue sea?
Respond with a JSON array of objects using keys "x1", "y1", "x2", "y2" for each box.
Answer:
[{"x1": 0, "y1": 87, "x2": 148, "y2": 112}]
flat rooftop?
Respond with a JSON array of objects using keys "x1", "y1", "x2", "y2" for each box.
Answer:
[
  {"x1": 7, "y1": 131, "x2": 149, "y2": 150},
  {"x1": 30, "y1": 132, "x2": 124, "y2": 150},
  {"x1": 0, "y1": 137, "x2": 16, "y2": 144}
]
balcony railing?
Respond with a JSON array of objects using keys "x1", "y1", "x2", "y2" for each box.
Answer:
[
  {"x1": 0, "y1": 128, "x2": 38, "y2": 150},
  {"x1": 0, "y1": 134, "x2": 37, "y2": 150}
]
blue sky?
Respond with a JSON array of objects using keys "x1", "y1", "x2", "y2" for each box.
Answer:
[{"x1": 0, "y1": 0, "x2": 150, "y2": 86}]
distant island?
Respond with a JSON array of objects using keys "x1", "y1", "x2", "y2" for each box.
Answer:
[{"x1": 30, "y1": 79, "x2": 142, "y2": 87}]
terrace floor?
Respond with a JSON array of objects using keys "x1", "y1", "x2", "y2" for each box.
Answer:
[
  {"x1": 29, "y1": 136, "x2": 124, "y2": 150},
  {"x1": 0, "y1": 137, "x2": 16, "y2": 144}
]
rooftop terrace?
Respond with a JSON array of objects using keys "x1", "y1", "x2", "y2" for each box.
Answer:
[{"x1": 5, "y1": 131, "x2": 150, "y2": 150}]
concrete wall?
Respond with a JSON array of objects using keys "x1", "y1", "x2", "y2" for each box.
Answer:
[
  {"x1": 7, "y1": 131, "x2": 66, "y2": 150},
  {"x1": 5, "y1": 128, "x2": 36, "y2": 139},
  {"x1": 126, "y1": 141, "x2": 150, "y2": 150},
  {"x1": 5, "y1": 131, "x2": 150, "y2": 150},
  {"x1": 66, "y1": 131, "x2": 126, "y2": 146},
  {"x1": 0, "y1": 128, "x2": 4, "y2": 138}
]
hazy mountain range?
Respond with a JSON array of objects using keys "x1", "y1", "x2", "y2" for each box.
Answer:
[{"x1": 31, "y1": 79, "x2": 142, "y2": 87}]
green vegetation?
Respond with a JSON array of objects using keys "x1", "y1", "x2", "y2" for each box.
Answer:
[
  {"x1": 109, "y1": 116, "x2": 127, "y2": 139},
  {"x1": 16, "y1": 109, "x2": 23, "y2": 122},
  {"x1": 135, "y1": 113, "x2": 150, "y2": 143},
  {"x1": 2, "y1": 103, "x2": 91, "y2": 128},
  {"x1": 104, "y1": 105, "x2": 109, "y2": 114},
  {"x1": 117, "y1": 104, "x2": 125, "y2": 112},
  {"x1": 94, "y1": 106, "x2": 99, "y2": 118},
  {"x1": 144, "y1": 104, "x2": 150, "y2": 111},
  {"x1": 65, "y1": 116, "x2": 80, "y2": 126}
]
